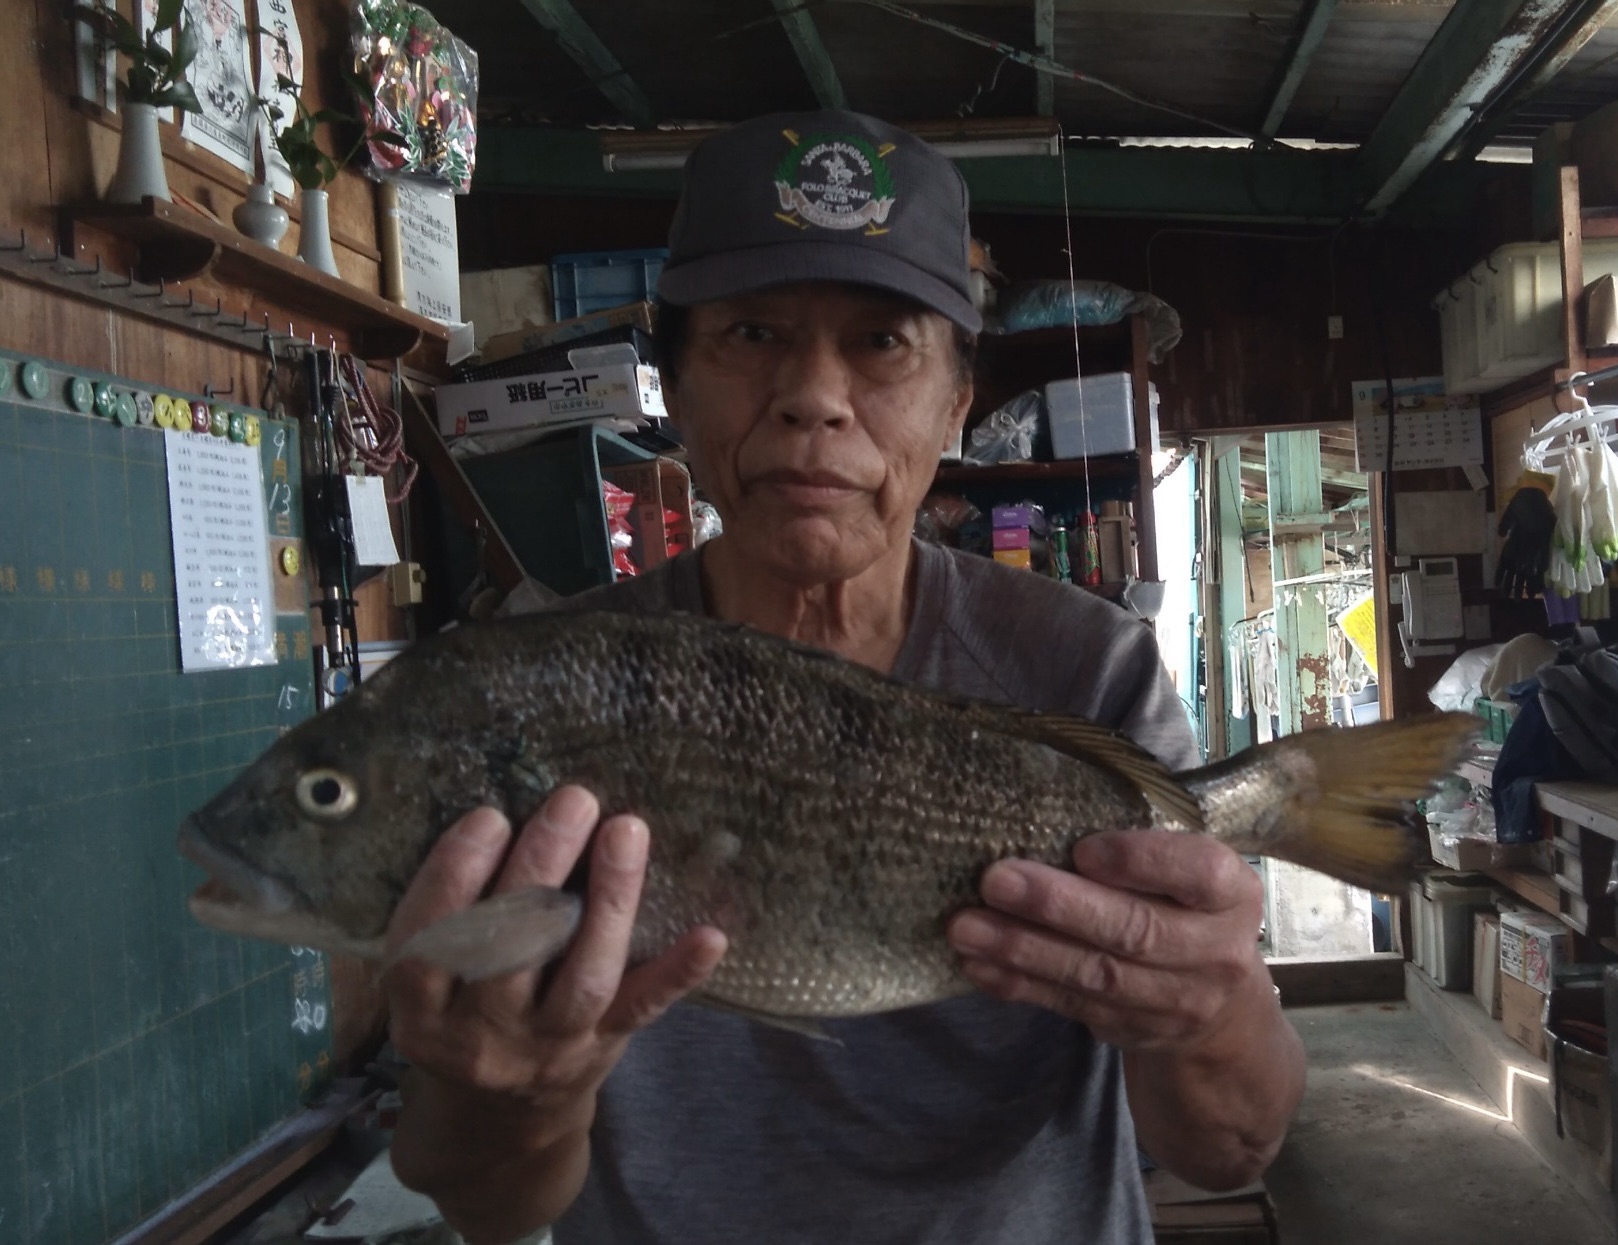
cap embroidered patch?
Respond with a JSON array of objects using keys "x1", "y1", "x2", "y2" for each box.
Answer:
[{"x1": 773, "y1": 130, "x2": 897, "y2": 235}]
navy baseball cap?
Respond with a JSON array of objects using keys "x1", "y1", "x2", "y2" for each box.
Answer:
[{"x1": 657, "y1": 109, "x2": 982, "y2": 333}]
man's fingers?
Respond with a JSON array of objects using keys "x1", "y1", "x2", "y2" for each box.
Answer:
[
  {"x1": 1070, "y1": 832, "x2": 1259, "y2": 913},
  {"x1": 493, "y1": 786, "x2": 600, "y2": 895},
  {"x1": 951, "y1": 907, "x2": 1225, "y2": 1015},
  {"x1": 539, "y1": 815, "x2": 651, "y2": 1035},
  {"x1": 383, "y1": 807, "x2": 514, "y2": 1015},
  {"x1": 601, "y1": 926, "x2": 729, "y2": 1036}
]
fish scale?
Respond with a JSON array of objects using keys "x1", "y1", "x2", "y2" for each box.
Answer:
[{"x1": 179, "y1": 609, "x2": 1481, "y2": 1022}]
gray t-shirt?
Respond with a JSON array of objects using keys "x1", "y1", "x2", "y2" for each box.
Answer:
[{"x1": 552, "y1": 540, "x2": 1198, "y2": 1245}]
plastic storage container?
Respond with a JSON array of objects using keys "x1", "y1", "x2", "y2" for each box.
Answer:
[
  {"x1": 1433, "y1": 240, "x2": 1618, "y2": 393},
  {"x1": 551, "y1": 248, "x2": 669, "y2": 321},
  {"x1": 1044, "y1": 372, "x2": 1160, "y2": 460},
  {"x1": 1416, "y1": 871, "x2": 1497, "y2": 990}
]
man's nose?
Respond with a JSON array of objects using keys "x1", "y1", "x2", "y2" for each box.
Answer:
[{"x1": 769, "y1": 335, "x2": 855, "y2": 431}]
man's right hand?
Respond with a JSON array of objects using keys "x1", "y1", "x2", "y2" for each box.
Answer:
[{"x1": 383, "y1": 786, "x2": 728, "y2": 1241}]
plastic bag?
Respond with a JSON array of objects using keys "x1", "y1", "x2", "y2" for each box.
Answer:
[
  {"x1": 963, "y1": 391, "x2": 1042, "y2": 466},
  {"x1": 989, "y1": 281, "x2": 1183, "y2": 363},
  {"x1": 915, "y1": 493, "x2": 981, "y2": 545},
  {"x1": 352, "y1": 1, "x2": 479, "y2": 192},
  {"x1": 692, "y1": 501, "x2": 722, "y2": 547},
  {"x1": 1426, "y1": 644, "x2": 1505, "y2": 712}
]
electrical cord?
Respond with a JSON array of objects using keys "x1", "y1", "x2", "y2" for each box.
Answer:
[{"x1": 336, "y1": 354, "x2": 418, "y2": 502}]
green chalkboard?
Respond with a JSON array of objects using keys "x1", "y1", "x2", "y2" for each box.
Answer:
[{"x1": 0, "y1": 349, "x2": 333, "y2": 1245}]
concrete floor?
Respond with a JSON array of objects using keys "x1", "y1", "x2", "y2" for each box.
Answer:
[{"x1": 1267, "y1": 1002, "x2": 1610, "y2": 1245}]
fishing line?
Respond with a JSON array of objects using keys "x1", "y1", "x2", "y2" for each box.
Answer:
[{"x1": 1057, "y1": 130, "x2": 1093, "y2": 518}]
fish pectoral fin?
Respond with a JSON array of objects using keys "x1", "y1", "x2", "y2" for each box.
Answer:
[
  {"x1": 386, "y1": 886, "x2": 583, "y2": 983},
  {"x1": 695, "y1": 995, "x2": 844, "y2": 1046},
  {"x1": 981, "y1": 706, "x2": 1205, "y2": 831}
]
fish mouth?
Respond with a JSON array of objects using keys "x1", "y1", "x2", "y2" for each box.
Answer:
[{"x1": 177, "y1": 816, "x2": 298, "y2": 916}]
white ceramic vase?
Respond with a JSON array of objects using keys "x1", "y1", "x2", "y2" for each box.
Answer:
[
  {"x1": 297, "y1": 188, "x2": 340, "y2": 276},
  {"x1": 106, "y1": 103, "x2": 170, "y2": 205},
  {"x1": 233, "y1": 183, "x2": 289, "y2": 247}
]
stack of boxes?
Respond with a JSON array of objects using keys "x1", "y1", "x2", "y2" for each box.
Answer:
[
  {"x1": 991, "y1": 504, "x2": 1034, "y2": 570},
  {"x1": 1498, "y1": 909, "x2": 1574, "y2": 1059}
]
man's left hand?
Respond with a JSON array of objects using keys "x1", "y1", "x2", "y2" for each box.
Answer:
[{"x1": 946, "y1": 830, "x2": 1269, "y2": 1053}]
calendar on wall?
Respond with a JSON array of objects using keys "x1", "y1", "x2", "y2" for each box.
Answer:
[{"x1": 1352, "y1": 377, "x2": 1484, "y2": 471}]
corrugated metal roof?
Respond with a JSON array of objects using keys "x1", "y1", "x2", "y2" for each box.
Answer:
[{"x1": 448, "y1": 0, "x2": 1613, "y2": 149}]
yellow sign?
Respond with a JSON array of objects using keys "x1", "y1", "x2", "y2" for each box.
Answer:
[{"x1": 1338, "y1": 593, "x2": 1378, "y2": 679}]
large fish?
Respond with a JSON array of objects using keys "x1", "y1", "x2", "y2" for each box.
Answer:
[{"x1": 179, "y1": 610, "x2": 1477, "y2": 1022}]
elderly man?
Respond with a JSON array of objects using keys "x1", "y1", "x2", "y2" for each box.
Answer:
[{"x1": 386, "y1": 109, "x2": 1305, "y2": 1245}]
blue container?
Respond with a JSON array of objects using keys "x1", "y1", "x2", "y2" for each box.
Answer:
[{"x1": 551, "y1": 248, "x2": 670, "y2": 321}]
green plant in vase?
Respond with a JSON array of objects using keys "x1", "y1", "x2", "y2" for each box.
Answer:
[{"x1": 78, "y1": 0, "x2": 202, "y2": 203}]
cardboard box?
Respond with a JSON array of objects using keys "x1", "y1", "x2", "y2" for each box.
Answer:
[
  {"x1": 994, "y1": 548, "x2": 1033, "y2": 569},
  {"x1": 1500, "y1": 972, "x2": 1549, "y2": 1060},
  {"x1": 991, "y1": 527, "x2": 1031, "y2": 551},
  {"x1": 1428, "y1": 827, "x2": 1535, "y2": 872},
  {"x1": 1473, "y1": 911, "x2": 1502, "y2": 1019},
  {"x1": 478, "y1": 301, "x2": 657, "y2": 365},
  {"x1": 436, "y1": 363, "x2": 666, "y2": 438},
  {"x1": 1500, "y1": 910, "x2": 1572, "y2": 992},
  {"x1": 602, "y1": 458, "x2": 693, "y2": 571}
]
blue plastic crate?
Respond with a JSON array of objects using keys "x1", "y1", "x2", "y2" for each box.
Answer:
[{"x1": 551, "y1": 248, "x2": 670, "y2": 321}]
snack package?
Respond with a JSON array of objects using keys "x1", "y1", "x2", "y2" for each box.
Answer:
[
  {"x1": 602, "y1": 481, "x2": 638, "y2": 579},
  {"x1": 352, "y1": 1, "x2": 479, "y2": 192}
]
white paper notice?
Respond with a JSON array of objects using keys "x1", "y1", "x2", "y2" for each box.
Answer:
[
  {"x1": 345, "y1": 474, "x2": 400, "y2": 566},
  {"x1": 165, "y1": 432, "x2": 276, "y2": 672},
  {"x1": 394, "y1": 181, "x2": 462, "y2": 323},
  {"x1": 180, "y1": 0, "x2": 256, "y2": 177},
  {"x1": 252, "y1": 0, "x2": 304, "y2": 199}
]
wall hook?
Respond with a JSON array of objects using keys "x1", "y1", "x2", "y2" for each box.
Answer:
[
  {"x1": 189, "y1": 295, "x2": 223, "y2": 320},
  {"x1": 204, "y1": 378, "x2": 236, "y2": 399},
  {"x1": 131, "y1": 277, "x2": 164, "y2": 301}
]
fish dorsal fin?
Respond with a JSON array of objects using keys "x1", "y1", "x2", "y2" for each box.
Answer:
[{"x1": 980, "y1": 707, "x2": 1205, "y2": 832}]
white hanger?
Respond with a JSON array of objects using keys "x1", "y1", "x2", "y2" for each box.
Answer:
[{"x1": 1524, "y1": 379, "x2": 1618, "y2": 467}]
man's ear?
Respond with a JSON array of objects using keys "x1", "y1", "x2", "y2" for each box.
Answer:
[{"x1": 943, "y1": 380, "x2": 974, "y2": 452}]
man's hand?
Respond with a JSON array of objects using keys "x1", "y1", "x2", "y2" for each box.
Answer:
[
  {"x1": 946, "y1": 830, "x2": 1303, "y2": 1189},
  {"x1": 384, "y1": 786, "x2": 727, "y2": 1241},
  {"x1": 945, "y1": 830, "x2": 1264, "y2": 1049}
]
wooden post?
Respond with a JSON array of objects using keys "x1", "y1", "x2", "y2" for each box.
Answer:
[
  {"x1": 1266, "y1": 429, "x2": 1331, "y2": 734},
  {"x1": 1215, "y1": 441, "x2": 1254, "y2": 757},
  {"x1": 1130, "y1": 315, "x2": 1159, "y2": 583},
  {"x1": 1560, "y1": 164, "x2": 1587, "y2": 380}
]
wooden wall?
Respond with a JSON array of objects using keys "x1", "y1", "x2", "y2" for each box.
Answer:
[
  {"x1": 458, "y1": 188, "x2": 1526, "y2": 435},
  {"x1": 0, "y1": 0, "x2": 410, "y2": 1070}
]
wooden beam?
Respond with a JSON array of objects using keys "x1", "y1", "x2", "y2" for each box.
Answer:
[
  {"x1": 771, "y1": 0, "x2": 847, "y2": 109},
  {"x1": 1034, "y1": 0, "x2": 1057, "y2": 116},
  {"x1": 1458, "y1": 0, "x2": 1618, "y2": 158},
  {"x1": 1355, "y1": 0, "x2": 1582, "y2": 215},
  {"x1": 516, "y1": 0, "x2": 657, "y2": 127},
  {"x1": 1269, "y1": 952, "x2": 1406, "y2": 1007},
  {"x1": 1259, "y1": 0, "x2": 1340, "y2": 139}
]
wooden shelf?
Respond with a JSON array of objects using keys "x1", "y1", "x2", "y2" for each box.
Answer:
[
  {"x1": 1483, "y1": 864, "x2": 1562, "y2": 915},
  {"x1": 935, "y1": 454, "x2": 1139, "y2": 486},
  {"x1": 68, "y1": 197, "x2": 448, "y2": 361}
]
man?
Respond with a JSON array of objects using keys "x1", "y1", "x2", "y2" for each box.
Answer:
[{"x1": 385, "y1": 109, "x2": 1305, "y2": 1244}]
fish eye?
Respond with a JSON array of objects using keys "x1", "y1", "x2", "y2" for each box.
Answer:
[{"x1": 295, "y1": 768, "x2": 358, "y2": 821}]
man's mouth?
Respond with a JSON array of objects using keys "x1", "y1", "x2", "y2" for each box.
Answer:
[{"x1": 749, "y1": 468, "x2": 866, "y2": 507}]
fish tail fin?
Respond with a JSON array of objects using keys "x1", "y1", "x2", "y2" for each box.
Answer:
[
  {"x1": 386, "y1": 886, "x2": 583, "y2": 983},
  {"x1": 1210, "y1": 712, "x2": 1481, "y2": 894}
]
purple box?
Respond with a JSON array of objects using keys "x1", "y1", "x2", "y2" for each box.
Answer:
[
  {"x1": 992, "y1": 504, "x2": 1035, "y2": 529},
  {"x1": 992, "y1": 526, "x2": 1031, "y2": 550}
]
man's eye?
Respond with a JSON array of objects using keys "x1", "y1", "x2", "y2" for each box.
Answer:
[
  {"x1": 727, "y1": 322, "x2": 775, "y2": 344},
  {"x1": 866, "y1": 331, "x2": 905, "y2": 351}
]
